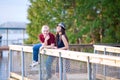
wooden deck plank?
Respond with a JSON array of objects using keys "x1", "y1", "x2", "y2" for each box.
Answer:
[
  {"x1": 0, "y1": 46, "x2": 9, "y2": 51},
  {"x1": 96, "y1": 74, "x2": 120, "y2": 80},
  {"x1": 10, "y1": 72, "x2": 31, "y2": 80}
]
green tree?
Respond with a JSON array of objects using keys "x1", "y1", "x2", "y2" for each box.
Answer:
[{"x1": 26, "y1": 0, "x2": 120, "y2": 44}]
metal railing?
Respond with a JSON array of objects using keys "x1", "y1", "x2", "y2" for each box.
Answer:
[{"x1": 8, "y1": 45, "x2": 120, "y2": 80}]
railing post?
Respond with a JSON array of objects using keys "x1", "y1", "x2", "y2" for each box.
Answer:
[
  {"x1": 63, "y1": 58, "x2": 66, "y2": 80},
  {"x1": 41, "y1": 50, "x2": 47, "y2": 80},
  {"x1": 87, "y1": 56, "x2": 92, "y2": 80},
  {"x1": 21, "y1": 48, "x2": 25, "y2": 80},
  {"x1": 59, "y1": 52, "x2": 63, "y2": 80},
  {"x1": 8, "y1": 49, "x2": 12, "y2": 79},
  {"x1": 103, "y1": 48, "x2": 106, "y2": 80},
  {"x1": 41, "y1": 50, "x2": 46, "y2": 80},
  {"x1": 92, "y1": 49, "x2": 97, "y2": 80},
  {"x1": 104, "y1": 48, "x2": 106, "y2": 55},
  {"x1": 39, "y1": 49, "x2": 42, "y2": 80}
]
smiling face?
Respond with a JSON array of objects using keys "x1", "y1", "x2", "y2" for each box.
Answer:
[
  {"x1": 56, "y1": 26, "x2": 62, "y2": 33},
  {"x1": 42, "y1": 25, "x2": 49, "y2": 37}
]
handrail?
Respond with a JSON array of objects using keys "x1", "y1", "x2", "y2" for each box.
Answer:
[
  {"x1": 9, "y1": 45, "x2": 33, "y2": 52},
  {"x1": 9, "y1": 45, "x2": 120, "y2": 67},
  {"x1": 42, "y1": 49, "x2": 120, "y2": 67},
  {"x1": 8, "y1": 45, "x2": 120, "y2": 80},
  {"x1": 94, "y1": 45, "x2": 120, "y2": 53}
]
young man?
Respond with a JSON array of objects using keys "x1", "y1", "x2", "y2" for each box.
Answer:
[{"x1": 30, "y1": 25, "x2": 55, "y2": 67}]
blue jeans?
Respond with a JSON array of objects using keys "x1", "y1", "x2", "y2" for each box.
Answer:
[
  {"x1": 46, "y1": 56, "x2": 55, "y2": 78},
  {"x1": 33, "y1": 44, "x2": 42, "y2": 61}
]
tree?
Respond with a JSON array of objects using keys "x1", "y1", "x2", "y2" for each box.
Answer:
[{"x1": 26, "y1": 0, "x2": 120, "y2": 44}]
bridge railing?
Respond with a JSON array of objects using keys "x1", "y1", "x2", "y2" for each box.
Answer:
[
  {"x1": 94, "y1": 44, "x2": 120, "y2": 55},
  {"x1": 8, "y1": 44, "x2": 120, "y2": 80},
  {"x1": 94, "y1": 45, "x2": 120, "y2": 80}
]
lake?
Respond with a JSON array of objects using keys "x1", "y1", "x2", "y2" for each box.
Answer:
[
  {"x1": 0, "y1": 33, "x2": 28, "y2": 79},
  {"x1": 0, "y1": 51, "x2": 9, "y2": 80}
]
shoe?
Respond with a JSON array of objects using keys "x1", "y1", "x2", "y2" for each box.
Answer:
[{"x1": 30, "y1": 61, "x2": 39, "y2": 67}]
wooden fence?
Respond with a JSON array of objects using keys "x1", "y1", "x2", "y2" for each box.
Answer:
[
  {"x1": 8, "y1": 44, "x2": 120, "y2": 80},
  {"x1": 94, "y1": 45, "x2": 120, "y2": 80}
]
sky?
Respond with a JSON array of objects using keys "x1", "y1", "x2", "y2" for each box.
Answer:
[{"x1": 0, "y1": 0, "x2": 29, "y2": 24}]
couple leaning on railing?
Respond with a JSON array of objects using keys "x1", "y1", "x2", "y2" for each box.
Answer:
[{"x1": 30, "y1": 22, "x2": 69, "y2": 80}]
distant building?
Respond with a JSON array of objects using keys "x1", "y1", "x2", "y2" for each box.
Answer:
[{"x1": 0, "y1": 22, "x2": 28, "y2": 46}]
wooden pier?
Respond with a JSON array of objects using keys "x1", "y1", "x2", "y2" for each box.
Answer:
[
  {"x1": 0, "y1": 46, "x2": 9, "y2": 51},
  {"x1": 0, "y1": 46, "x2": 9, "y2": 57}
]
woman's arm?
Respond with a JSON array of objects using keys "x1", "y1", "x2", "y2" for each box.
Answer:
[
  {"x1": 40, "y1": 34, "x2": 56, "y2": 50},
  {"x1": 43, "y1": 43, "x2": 55, "y2": 49}
]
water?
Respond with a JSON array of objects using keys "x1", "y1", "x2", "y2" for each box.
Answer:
[
  {"x1": 1, "y1": 33, "x2": 28, "y2": 46},
  {"x1": 0, "y1": 29, "x2": 29, "y2": 79},
  {"x1": 0, "y1": 51, "x2": 9, "y2": 80}
]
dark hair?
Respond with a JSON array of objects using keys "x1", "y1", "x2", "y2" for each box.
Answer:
[
  {"x1": 56, "y1": 27, "x2": 68, "y2": 47},
  {"x1": 57, "y1": 22, "x2": 66, "y2": 30}
]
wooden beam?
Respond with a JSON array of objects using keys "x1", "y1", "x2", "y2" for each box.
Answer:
[
  {"x1": 94, "y1": 45, "x2": 120, "y2": 53},
  {"x1": 0, "y1": 46, "x2": 9, "y2": 51},
  {"x1": 41, "y1": 49, "x2": 120, "y2": 67},
  {"x1": 10, "y1": 72, "x2": 31, "y2": 80},
  {"x1": 96, "y1": 74, "x2": 120, "y2": 80},
  {"x1": 9, "y1": 45, "x2": 120, "y2": 67},
  {"x1": 9, "y1": 45, "x2": 22, "y2": 51},
  {"x1": 9, "y1": 45, "x2": 33, "y2": 53},
  {"x1": 9, "y1": 78, "x2": 17, "y2": 80}
]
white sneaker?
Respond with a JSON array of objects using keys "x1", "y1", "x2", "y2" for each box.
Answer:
[{"x1": 30, "y1": 61, "x2": 39, "y2": 67}]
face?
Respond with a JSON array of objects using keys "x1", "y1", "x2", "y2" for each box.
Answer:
[
  {"x1": 56, "y1": 26, "x2": 61, "y2": 33},
  {"x1": 42, "y1": 28, "x2": 49, "y2": 37}
]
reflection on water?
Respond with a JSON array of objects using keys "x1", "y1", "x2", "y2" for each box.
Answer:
[
  {"x1": 0, "y1": 51, "x2": 33, "y2": 80},
  {"x1": 0, "y1": 51, "x2": 8, "y2": 80}
]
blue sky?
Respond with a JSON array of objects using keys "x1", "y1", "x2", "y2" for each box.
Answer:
[{"x1": 0, "y1": 0, "x2": 29, "y2": 24}]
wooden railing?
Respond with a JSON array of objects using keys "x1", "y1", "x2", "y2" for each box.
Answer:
[
  {"x1": 42, "y1": 48, "x2": 120, "y2": 67},
  {"x1": 69, "y1": 44, "x2": 93, "y2": 51},
  {"x1": 94, "y1": 45, "x2": 120, "y2": 54},
  {"x1": 0, "y1": 46, "x2": 9, "y2": 51},
  {"x1": 8, "y1": 45, "x2": 120, "y2": 80},
  {"x1": 94, "y1": 45, "x2": 120, "y2": 80},
  {"x1": 9, "y1": 45, "x2": 120, "y2": 67}
]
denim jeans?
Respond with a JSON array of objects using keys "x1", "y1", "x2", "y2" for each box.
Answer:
[
  {"x1": 46, "y1": 56, "x2": 55, "y2": 78},
  {"x1": 33, "y1": 44, "x2": 42, "y2": 61}
]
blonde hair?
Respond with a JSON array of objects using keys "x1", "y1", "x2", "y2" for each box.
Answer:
[{"x1": 41, "y1": 25, "x2": 49, "y2": 33}]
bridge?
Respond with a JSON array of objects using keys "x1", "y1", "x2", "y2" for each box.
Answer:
[{"x1": 4, "y1": 44, "x2": 120, "y2": 80}]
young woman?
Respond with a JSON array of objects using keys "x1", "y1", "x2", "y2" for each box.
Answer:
[
  {"x1": 30, "y1": 25, "x2": 55, "y2": 67},
  {"x1": 54, "y1": 22, "x2": 70, "y2": 79},
  {"x1": 55, "y1": 22, "x2": 69, "y2": 50}
]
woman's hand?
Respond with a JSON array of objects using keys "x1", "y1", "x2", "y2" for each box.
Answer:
[
  {"x1": 40, "y1": 46, "x2": 44, "y2": 51},
  {"x1": 53, "y1": 46, "x2": 57, "y2": 49},
  {"x1": 45, "y1": 35, "x2": 50, "y2": 41}
]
